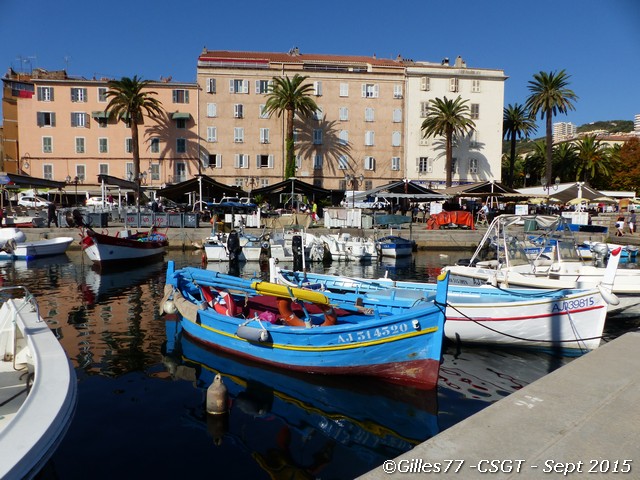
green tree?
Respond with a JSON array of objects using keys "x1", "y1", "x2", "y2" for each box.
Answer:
[
  {"x1": 552, "y1": 142, "x2": 579, "y2": 182},
  {"x1": 503, "y1": 104, "x2": 537, "y2": 187},
  {"x1": 574, "y1": 135, "x2": 615, "y2": 186},
  {"x1": 263, "y1": 74, "x2": 319, "y2": 179},
  {"x1": 104, "y1": 76, "x2": 163, "y2": 207},
  {"x1": 524, "y1": 140, "x2": 547, "y2": 185},
  {"x1": 525, "y1": 70, "x2": 578, "y2": 186},
  {"x1": 421, "y1": 96, "x2": 476, "y2": 187}
]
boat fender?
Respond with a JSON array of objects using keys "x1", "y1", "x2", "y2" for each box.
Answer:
[
  {"x1": 597, "y1": 284, "x2": 620, "y2": 306},
  {"x1": 206, "y1": 374, "x2": 229, "y2": 415},
  {"x1": 236, "y1": 325, "x2": 272, "y2": 343},
  {"x1": 162, "y1": 299, "x2": 177, "y2": 315}
]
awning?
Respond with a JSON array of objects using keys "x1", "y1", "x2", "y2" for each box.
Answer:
[
  {"x1": 172, "y1": 112, "x2": 191, "y2": 120},
  {"x1": 92, "y1": 111, "x2": 108, "y2": 119}
]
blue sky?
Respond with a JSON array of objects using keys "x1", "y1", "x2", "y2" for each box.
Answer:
[{"x1": 1, "y1": 0, "x2": 638, "y2": 131}]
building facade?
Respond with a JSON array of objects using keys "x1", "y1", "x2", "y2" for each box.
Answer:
[
  {"x1": 1, "y1": 68, "x2": 198, "y2": 193},
  {"x1": 552, "y1": 121, "x2": 577, "y2": 142},
  {"x1": 196, "y1": 48, "x2": 410, "y2": 191},
  {"x1": 2, "y1": 50, "x2": 507, "y2": 196},
  {"x1": 404, "y1": 56, "x2": 506, "y2": 188}
]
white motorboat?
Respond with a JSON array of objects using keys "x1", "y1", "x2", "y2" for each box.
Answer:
[
  {"x1": 375, "y1": 234, "x2": 414, "y2": 258},
  {"x1": 0, "y1": 228, "x2": 74, "y2": 260},
  {"x1": 576, "y1": 240, "x2": 638, "y2": 261},
  {"x1": 319, "y1": 233, "x2": 376, "y2": 262},
  {"x1": 0, "y1": 286, "x2": 77, "y2": 479},
  {"x1": 444, "y1": 214, "x2": 640, "y2": 314},
  {"x1": 273, "y1": 249, "x2": 621, "y2": 351}
]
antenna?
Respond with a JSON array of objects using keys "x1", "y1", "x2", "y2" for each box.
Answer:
[{"x1": 64, "y1": 55, "x2": 71, "y2": 71}]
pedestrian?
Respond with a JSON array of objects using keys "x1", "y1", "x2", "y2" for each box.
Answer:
[
  {"x1": 615, "y1": 215, "x2": 625, "y2": 236},
  {"x1": 47, "y1": 202, "x2": 59, "y2": 228},
  {"x1": 151, "y1": 199, "x2": 159, "y2": 212},
  {"x1": 311, "y1": 201, "x2": 318, "y2": 222},
  {"x1": 0, "y1": 207, "x2": 4, "y2": 227},
  {"x1": 628, "y1": 210, "x2": 636, "y2": 234}
]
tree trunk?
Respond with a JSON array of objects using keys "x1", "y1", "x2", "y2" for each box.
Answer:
[
  {"x1": 545, "y1": 111, "x2": 553, "y2": 183},
  {"x1": 445, "y1": 129, "x2": 453, "y2": 187},
  {"x1": 284, "y1": 108, "x2": 295, "y2": 179},
  {"x1": 131, "y1": 120, "x2": 141, "y2": 209},
  {"x1": 509, "y1": 130, "x2": 517, "y2": 188}
]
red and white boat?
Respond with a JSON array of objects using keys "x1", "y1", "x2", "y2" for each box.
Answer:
[{"x1": 79, "y1": 227, "x2": 168, "y2": 268}]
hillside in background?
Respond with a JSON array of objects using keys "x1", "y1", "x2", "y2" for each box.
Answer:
[{"x1": 577, "y1": 120, "x2": 634, "y2": 134}]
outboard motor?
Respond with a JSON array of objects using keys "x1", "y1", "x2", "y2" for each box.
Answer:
[
  {"x1": 591, "y1": 242, "x2": 609, "y2": 268},
  {"x1": 227, "y1": 230, "x2": 242, "y2": 263},
  {"x1": 259, "y1": 234, "x2": 271, "y2": 264},
  {"x1": 292, "y1": 234, "x2": 303, "y2": 271}
]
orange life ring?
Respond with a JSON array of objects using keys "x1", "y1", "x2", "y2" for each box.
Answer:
[
  {"x1": 214, "y1": 290, "x2": 236, "y2": 317},
  {"x1": 277, "y1": 298, "x2": 337, "y2": 327}
]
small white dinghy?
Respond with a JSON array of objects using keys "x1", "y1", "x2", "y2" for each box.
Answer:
[{"x1": 0, "y1": 286, "x2": 77, "y2": 479}]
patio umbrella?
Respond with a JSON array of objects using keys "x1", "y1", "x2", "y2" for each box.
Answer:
[
  {"x1": 566, "y1": 198, "x2": 588, "y2": 205},
  {"x1": 593, "y1": 196, "x2": 617, "y2": 204}
]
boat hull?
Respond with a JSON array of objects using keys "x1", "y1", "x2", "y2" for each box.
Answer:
[
  {"x1": 80, "y1": 229, "x2": 168, "y2": 267},
  {"x1": 276, "y1": 269, "x2": 609, "y2": 350},
  {"x1": 0, "y1": 290, "x2": 77, "y2": 479},
  {"x1": 0, "y1": 237, "x2": 74, "y2": 260},
  {"x1": 165, "y1": 263, "x2": 449, "y2": 390}
]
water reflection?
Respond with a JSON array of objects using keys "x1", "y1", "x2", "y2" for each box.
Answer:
[{"x1": 162, "y1": 317, "x2": 439, "y2": 479}]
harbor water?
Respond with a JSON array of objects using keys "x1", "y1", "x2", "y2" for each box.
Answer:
[{"x1": 4, "y1": 249, "x2": 636, "y2": 479}]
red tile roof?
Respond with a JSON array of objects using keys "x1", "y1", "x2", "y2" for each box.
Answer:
[{"x1": 199, "y1": 49, "x2": 404, "y2": 67}]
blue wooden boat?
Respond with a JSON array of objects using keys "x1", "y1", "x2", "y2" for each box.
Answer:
[
  {"x1": 163, "y1": 261, "x2": 450, "y2": 390},
  {"x1": 163, "y1": 317, "x2": 439, "y2": 477}
]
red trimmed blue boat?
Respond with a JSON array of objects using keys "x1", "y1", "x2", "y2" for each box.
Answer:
[{"x1": 163, "y1": 261, "x2": 449, "y2": 390}]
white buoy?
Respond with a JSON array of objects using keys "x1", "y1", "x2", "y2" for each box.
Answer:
[
  {"x1": 206, "y1": 374, "x2": 229, "y2": 415},
  {"x1": 162, "y1": 299, "x2": 177, "y2": 315}
]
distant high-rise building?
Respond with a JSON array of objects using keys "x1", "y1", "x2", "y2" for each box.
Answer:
[
  {"x1": 634, "y1": 114, "x2": 640, "y2": 133},
  {"x1": 552, "y1": 122, "x2": 577, "y2": 142}
]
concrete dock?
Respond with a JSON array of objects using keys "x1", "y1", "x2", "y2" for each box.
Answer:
[{"x1": 361, "y1": 332, "x2": 640, "y2": 479}]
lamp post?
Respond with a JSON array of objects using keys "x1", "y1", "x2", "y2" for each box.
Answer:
[
  {"x1": 245, "y1": 176, "x2": 258, "y2": 200},
  {"x1": 524, "y1": 173, "x2": 530, "y2": 187},
  {"x1": 542, "y1": 176, "x2": 561, "y2": 193},
  {"x1": 345, "y1": 174, "x2": 365, "y2": 208},
  {"x1": 66, "y1": 175, "x2": 79, "y2": 206}
]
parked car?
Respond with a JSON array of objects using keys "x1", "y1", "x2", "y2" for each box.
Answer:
[
  {"x1": 17, "y1": 195, "x2": 52, "y2": 208},
  {"x1": 85, "y1": 197, "x2": 118, "y2": 207}
]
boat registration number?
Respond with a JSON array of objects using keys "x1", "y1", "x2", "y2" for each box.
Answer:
[
  {"x1": 338, "y1": 323, "x2": 410, "y2": 343},
  {"x1": 552, "y1": 296, "x2": 596, "y2": 312}
]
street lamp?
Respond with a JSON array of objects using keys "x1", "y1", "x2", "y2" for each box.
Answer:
[
  {"x1": 524, "y1": 173, "x2": 530, "y2": 187},
  {"x1": 66, "y1": 175, "x2": 79, "y2": 206},
  {"x1": 345, "y1": 174, "x2": 365, "y2": 208},
  {"x1": 245, "y1": 176, "x2": 258, "y2": 199},
  {"x1": 542, "y1": 176, "x2": 561, "y2": 193}
]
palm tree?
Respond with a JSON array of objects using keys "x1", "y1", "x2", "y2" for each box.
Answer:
[
  {"x1": 574, "y1": 135, "x2": 615, "y2": 184},
  {"x1": 553, "y1": 141, "x2": 579, "y2": 181},
  {"x1": 525, "y1": 70, "x2": 578, "y2": 186},
  {"x1": 263, "y1": 74, "x2": 319, "y2": 179},
  {"x1": 421, "y1": 96, "x2": 476, "y2": 187},
  {"x1": 503, "y1": 104, "x2": 537, "y2": 188},
  {"x1": 524, "y1": 140, "x2": 548, "y2": 185},
  {"x1": 104, "y1": 76, "x2": 163, "y2": 207}
]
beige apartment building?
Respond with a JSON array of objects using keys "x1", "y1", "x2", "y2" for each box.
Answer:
[
  {"x1": 1, "y1": 68, "x2": 198, "y2": 194},
  {"x1": 196, "y1": 48, "x2": 407, "y2": 191}
]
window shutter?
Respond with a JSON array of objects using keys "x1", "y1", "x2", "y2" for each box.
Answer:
[
  {"x1": 51, "y1": 112, "x2": 56, "y2": 127},
  {"x1": 268, "y1": 155, "x2": 274, "y2": 169},
  {"x1": 234, "y1": 154, "x2": 240, "y2": 168},
  {"x1": 256, "y1": 155, "x2": 261, "y2": 169},
  {"x1": 243, "y1": 80, "x2": 249, "y2": 94},
  {"x1": 70, "y1": 113, "x2": 76, "y2": 127},
  {"x1": 374, "y1": 84, "x2": 379, "y2": 98},
  {"x1": 217, "y1": 154, "x2": 222, "y2": 168},
  {"x1": 361, "y1": 84, "x2": 366, "y2": 98},
  {"x1": 229, "y1": 80, "x2": 234, "y2": 93},
  {"x1": 37, "y1": 88, "x2": 43, "y2": 101},
  {"x1": 37, "y1": 112, "x2": 44, "y2": 126}
]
